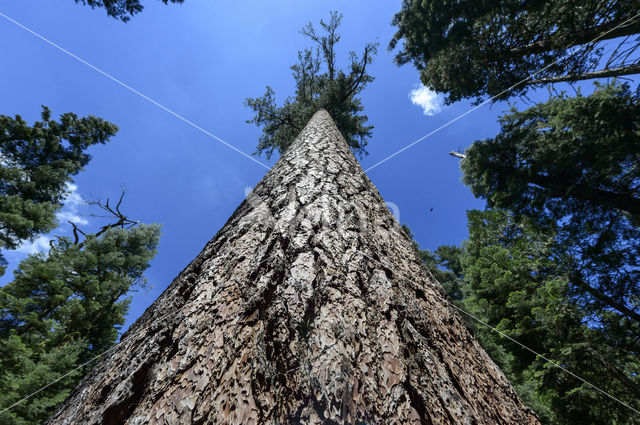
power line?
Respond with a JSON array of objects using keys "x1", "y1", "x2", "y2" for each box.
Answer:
[
  {"x1": 364, "y1": 12, "x2": 640, "y2": 173},
  {"x1": 444, "y1": 299, "x2": 640, "y2": 415},
  {"x1": 0, "y1": 307, "x2": 181, "y2": 416},
  {"x1": 0, "y1": 12, "x2": 270, "y2": 171}
]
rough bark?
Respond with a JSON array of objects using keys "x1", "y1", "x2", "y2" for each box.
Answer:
[{"x1": 46, "y1": 110, "x2": 540, "y2": 424}]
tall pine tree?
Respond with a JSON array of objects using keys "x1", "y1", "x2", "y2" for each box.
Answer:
[{"x1": 245, "y1": 11, "x2": 378, "y2": 159}]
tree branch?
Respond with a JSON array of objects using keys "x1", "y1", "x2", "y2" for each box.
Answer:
[
  {"x1": 586, "y1": 346, "x2": 640, "y2": 396},
  {"x1": 341, "y1": 43, "x2": 377, "y2": 104},
  {"x1": 68, "y1": 221, "x2": 87, "y2": 245},
  {"x1": 571, "y1": 272, "x2": 640, "y2": 324},
  {"x1": 524, "y1": 171, "x2": 640, "y2": 217},
  {"x1": 509, "y1": 19, "x2": 640, "y2": 56},
  {"x1": 531, "y1": 63, "x2": 640, "y2": 85},
  {"x1": 253, "y1": 104, "x2": 301, "y2": 132}
]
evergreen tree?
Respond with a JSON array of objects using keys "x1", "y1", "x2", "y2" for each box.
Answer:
[
  {"x1": 0, "y1": 219, "x2": 161, "y2": 425},
  {"x1": 0, "y1": 107, "x2": 118, "y2": 275},
  {"x1": 45, "y1": 110, "x2": 539, "y2": 425},
  {"x1": 408, "y1": 211, "x2": 640, "y2": 424},
  {"x1": 73, "y1": 0, "x2": 184, "y2": 22},
  {"x1": 461, "y1": 82, "x2": 640, "y2": 327},
  {"x1": 461, "y1": 209, "x2": 640, "y2": 424},
  {"x1": 390, "y1": 0, "x2": 640, "y2": 103},
  {"x1": 245, "y1": 11, "x2": 378, "y2": 159},
  {"x1": 401, "y1": 224, "x2": 464, "y2": 302}
]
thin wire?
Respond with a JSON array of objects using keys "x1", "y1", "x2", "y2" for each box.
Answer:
[
  {"x1": 364, "y1": 12, "x2": 640, "y2": 173},
  {"x1": 354, "y1": 249, "x2": 640, "y2": 416},
  {"x1": 444, "y1": 299, "x2": 640, "y2": 415},
  {"x1": 0, "y1": 7, "x2": 638, "y2": 419},
  {"x1": 0, "y1": 307, "x2": 182, "y2": 415},
  {"x1": 3, "y1": 258, "x2": 638, "y2": 417},
  {"x1": 0, "y1": 12, "x2": 270, "y2": 171}
]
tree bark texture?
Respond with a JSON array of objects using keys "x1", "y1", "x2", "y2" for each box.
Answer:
[{"x1": 46, "y1": 110, "x2": 540, "y2": 424}]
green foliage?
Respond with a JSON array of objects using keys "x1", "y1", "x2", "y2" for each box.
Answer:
[
  {"x1": 245, "y1": 11, "x2": 378, "y2": 159},
  {"x1": 460, "y1": 209, "x2": 640, "y2": 424},
  {"x1": 401, "y1": 224, "x2": 464, "y2": 302},
  {"x1": 73, "y1": 0, "x2": 184, "y2": 22},
  {"x1": 461, "y1": 82, "x2": 640, "y2": 327},
  {"x1": 390, "y1": 0, "x2": 640, "y2": 103},
  {"x1": 0, "y1": 224, "x2": 161, "y2": 425},
  {"x1": 392, "y1": 2, "x2": 640, "y2": 422},
  {"x1": 407, "y1": 211, "x2": 640, "y2": 424},
  {"x1": 450, "y1": 83, "x2": 640, "y2": 422},
  {"x1": 0, "y1": 107, "x2": 118, "y2": 273}
]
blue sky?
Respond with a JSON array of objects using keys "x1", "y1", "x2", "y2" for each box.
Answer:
[{"x1": 0, "y1": 0, "x2": 542, "y2": 332}]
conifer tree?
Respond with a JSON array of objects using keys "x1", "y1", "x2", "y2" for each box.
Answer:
[
  {"x1": 461, "y1": 82, "x2": 640, "y2": 327},
  {"x1": 390, "y1": 0, "x2": 640, "y2": 103},
  {"x1": 0, "y1": 107, "x2": 118, "y2": 275},
  {"x1": 0, "y1": 215, "x2": 161, "y2": 425},
  {"x1": 73, "y1": 0, "x2": 184, "y2": 22},
  {"x1": 45, "y1": 110, "x2": 540, "y2": 425},
  {"x1": 245, "y1": 11, "x2": 378, "y2": 159}
]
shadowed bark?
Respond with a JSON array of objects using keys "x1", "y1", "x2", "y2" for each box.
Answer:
[{"x1": 46, "y1": 110, "x2": 540, "y2": 424}]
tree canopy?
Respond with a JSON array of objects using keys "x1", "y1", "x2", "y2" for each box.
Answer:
[
  {"x1": 408, "y1": 210, "x2": 640, "y2": 424},
  {"x1": 391, "y1": 2, "x2": 640, "y2": 420},
  {"x1": 0, "y1": 220, "x2": 161, "y2": 425},
  {"x1": 461, "y1": 82, "x2": 640, "y2": 327},
  {"x1": 245, "y1": 11, "x2": 378, "y2": 159},
  {"x1": 390, "y1": 0, "x2": 640, "y2": 103},
  {"x1": 462, "y1": 209, "x2": 640, "y2": 424},
  {"x1": 73, "y1": 0, "x2": 184, "y2": 21},
  {"x1": 0, "y1": 107, "x2": 118, "y2": 275}
]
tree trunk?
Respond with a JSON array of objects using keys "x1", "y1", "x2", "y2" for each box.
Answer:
[{"x1": 46, "y1": 110, "x2": 540, "y2": 424}]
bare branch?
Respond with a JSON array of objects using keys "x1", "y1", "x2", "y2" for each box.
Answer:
[
  {"x1": 71, "y1": 189, "x2": 141, "y2": 247},
  {"x1": 301, "y1": 11, "x2": 342, "y2": 80},
  {"x1": 68, "y1": 221, "x2": 87, "y2": 245},
  {"x1": 341, "y1": 42, "x2": 378, "y2": 104}
]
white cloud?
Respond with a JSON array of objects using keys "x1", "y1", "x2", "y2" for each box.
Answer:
[
  {"x1": 7, "y1": 184, "x2": 89, "y2": 261},
  {"x1": 63, "y1": 183, "x2": 84, "y2": 209},
  {"x1": 57, "y1": 211, "x2": 89, "y2": 225},
  {"x1": 16, "y1": 235, "x2": 51, "y2": 255},
  {"x1": 409, "y1": 84, "x2": 444, "y2": 116},
  {"x1": 244, "y1": 186, "x2": 253, "y2": 198},
  {"x1": 55, "y1": 183, "x2": 88, "y2": 225}
]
